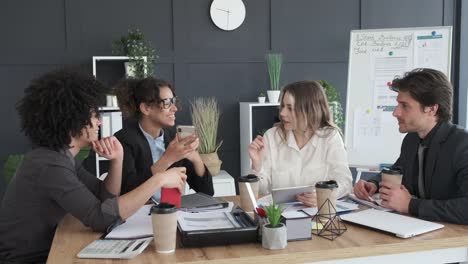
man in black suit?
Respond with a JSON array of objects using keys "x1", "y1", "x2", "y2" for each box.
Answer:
[{"x1": 354, "y1": 68, "x2": 468, "y2": 224}]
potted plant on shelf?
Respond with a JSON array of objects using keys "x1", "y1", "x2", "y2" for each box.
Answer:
[
  {"x1": 265, "y1": 53, "x2": 283, "y2": 103},
  {"x1": 111, "y1": 28, "x2": 157, "y2": 78},
  {"x1": 319, "y1": 80, "x2": 344, "y2": 129},
  {"x1": 262, "y1": 202, "x2": 287, "y2": 250},
  {"x1": 258, "y1": 91, "x2": 266, "y2": 103},
  {"x1": 190, "y1": 97, "x2": 223, "y2": 176}
]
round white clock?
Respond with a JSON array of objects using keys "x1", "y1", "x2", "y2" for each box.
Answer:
[{"x1": 210, "y1": 0, "x2": 246, "y2": 31}]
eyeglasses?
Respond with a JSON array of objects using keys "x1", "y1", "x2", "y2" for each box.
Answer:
[{"x1": 159, "y1": 97, "x2": 179, "y2": 109}]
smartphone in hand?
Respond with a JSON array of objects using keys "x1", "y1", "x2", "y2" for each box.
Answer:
[{"x1": 177, "y1": 125, "x2": 196, "y2": 139}]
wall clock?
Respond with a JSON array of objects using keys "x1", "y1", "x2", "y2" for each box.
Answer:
[{"x1": 210, "y1": 0, "x2": 246, "y2": 31}]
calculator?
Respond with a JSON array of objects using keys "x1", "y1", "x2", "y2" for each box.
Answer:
[{"x1": 77, "y1": 237, "x2": 152, "y2": 259}]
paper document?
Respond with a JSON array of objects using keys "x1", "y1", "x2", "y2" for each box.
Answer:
[
  {"x1": 258, "y1": 194, "x2": 359, "y2": 215},
  {"x1": 177, "y1": 211, "x2": 242, "y2": 231},
  {"x1": 348, "y1": 193, "x2": 392, "y2": 212},
  {"x1": 301, "y1": 200, "x2": 359, "y2": 216},
  {"x1": 106, "y1": 204, "x2": 153, "y2": 239}
]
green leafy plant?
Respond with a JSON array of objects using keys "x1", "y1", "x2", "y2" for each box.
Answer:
[
  {"x1": 319, "y1": 80, "x2": 345, "y2": 128},
  {"x1": 190, "y1": 97, "x2": 222, "y2": 154},
  {"x1": 259, "y1": 91, "x2": 266, "y2": 97},
  {"x1": 266, "y1": 53, "x2": 283, "y2": 90},
  {"x1": 112, "y1": 28, "x2": 157, "y2": 78},
  {"x1": 264, "y1": 202, "x2": 284, "y2": 228},
  {"x1": 2, "y1": 154, "x2": 24, "y2": 184}
]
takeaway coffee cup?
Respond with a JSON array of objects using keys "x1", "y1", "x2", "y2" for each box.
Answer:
[
  {"x1": 151, "y1": 203, "x2": 178, "y2": 253},
  {"x1": 381, "y1": 168, "x2": 403, "y2": 186},
  {"x1": 238, "y1": 174, "x2": 260, "y2": 212},
  {"x1": 315, "y1": 180, "x2": 339, "y2": 217}
]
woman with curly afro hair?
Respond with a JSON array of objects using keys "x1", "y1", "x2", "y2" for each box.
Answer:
[{"x1": 0, "y1": 68, "x2": 187, "y2": 263}]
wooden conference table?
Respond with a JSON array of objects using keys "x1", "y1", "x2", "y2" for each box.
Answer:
[{"x1": 48, "y1": 196, "x2": 468, "y2": 264}]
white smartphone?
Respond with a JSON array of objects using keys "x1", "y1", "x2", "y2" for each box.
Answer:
[{"x1": 176, "y1": 125, "x2": 196, "y2": 139}]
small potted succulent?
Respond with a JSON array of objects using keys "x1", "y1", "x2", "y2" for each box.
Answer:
[
  {"x1": 262, "y1": 202, "x2": 287, "y2": 250},
  {"x1": 258, "y1": 91, "x2": 266, "y2": 103}
]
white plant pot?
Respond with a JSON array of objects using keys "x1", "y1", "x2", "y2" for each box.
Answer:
[
  {"x1": 267, "y1": 90, "x2": 281, "y2": 103},
  {"x1": 262, "y1": 223, "x2": 287, "y2": 250},
  {"x1": 258, "y1": 97, "x2": 266, "y2": 103},
  {"x1": 124, "y1": 62, "x2": 137, "y2": 78}
]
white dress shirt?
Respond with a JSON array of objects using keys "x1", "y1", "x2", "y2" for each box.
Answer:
[{"x1": 252, "y1": 126, "x2": 352, "y2": 199}]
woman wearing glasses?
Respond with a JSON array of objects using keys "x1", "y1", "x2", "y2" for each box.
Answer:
[{"x1": 112, "y1": 78, "x2": 213, "y2": 199}]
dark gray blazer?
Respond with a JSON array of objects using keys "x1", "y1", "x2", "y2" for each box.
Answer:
[{"x1": 390, "y1": 122, "x2": 468, "y2": 224}]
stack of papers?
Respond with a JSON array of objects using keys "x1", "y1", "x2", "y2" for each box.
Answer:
[
  {"x1": 106, "y1": 205, "x2": 153, "y2": 239},
  {"x1": 105, "y1": 196, "x2": 234, "y2": 239},
  {"x1": 258, "y1": 194, "x2": 359, "y2": 216},
  {"x1": 177, "y1": 211, "x2": 243, "y2": 231},
  {"x1": 300, "y1": 200, "x2": 359, "y2": 216}
]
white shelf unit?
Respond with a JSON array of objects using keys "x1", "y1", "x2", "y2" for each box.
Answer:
[
  {"x1": 184, "y1": 170, "x2": 236, "y2": 197},
  {"x1": 239, "y1": 102, "x2": 280, "y2": 176},
  {"x1": 92, "y1": 56, "x2": 147, "y2": 78},
  {"x1": 92, "y1": 56, "x2": 130, "y2": 178}
]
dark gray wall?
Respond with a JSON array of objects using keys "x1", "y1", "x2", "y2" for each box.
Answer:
[{"x1": 0, "y1": 0, "x2": 459, "y2": 191}]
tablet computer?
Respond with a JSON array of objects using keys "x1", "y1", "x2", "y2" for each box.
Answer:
[{"x1": 271, "y1": 185, "x2": 314, "y2": 204}]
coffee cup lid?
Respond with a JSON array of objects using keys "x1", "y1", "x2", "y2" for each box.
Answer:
[
  {"x1": 381, "y1": 168, "x2": 402, "y2": 175},
  {"x1": 150, "y1": 203, "x2": 177, "y2": 214},
  {"x1": 315, "y1": 180, "x2": 338, "y2": 189},
  {"x1": 238, "y1": 174, "x2": 259, "y2": 183}
]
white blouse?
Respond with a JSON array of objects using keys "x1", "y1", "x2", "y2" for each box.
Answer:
[{"x1": 251, "y1": 126, "x2": 352, "y2": 199}]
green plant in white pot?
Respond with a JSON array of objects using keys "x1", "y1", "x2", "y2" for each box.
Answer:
[
  {"x1": 112, "y1": 28, "x2": 157, "y2": 78},
  {"x1": 190, "y1": 97, "x2": 223, "y2": 176},
  {"x1": 319, "y1": 80, "x2": 344, "y2": 129},
  {"x1": 262, "y1": 202, "x2": 287, "y2": 250},
  {"x1": 265, "y1": 53, "x2": 282, "y2": 103},
  {"x1": 258, "y1": 91, "x2": 266, "y2": 103}
]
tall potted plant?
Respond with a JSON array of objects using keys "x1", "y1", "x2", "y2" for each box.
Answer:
[
  {"x1": 319, "y1": 80, "x2": 344, "y2": 129},
  {"x1": 262, "y1": 202, "x2": 287, "y2": 250},
  {"x1": 190, "y1": 97, "x2": 223, "y2": 176},
  {"x1": 112, "y1": 28, "x2": 157, "y2": 78},
  {"x1": 265, "y1": 53, "x2": 283, "y2": 103}
]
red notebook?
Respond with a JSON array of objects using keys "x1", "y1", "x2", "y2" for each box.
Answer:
[{"x1": 160, "y1": 188, "x2": 181, "y2": 208}]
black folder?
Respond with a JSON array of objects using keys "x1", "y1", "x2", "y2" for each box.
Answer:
[
  {"x1": 178, "y1": 207, "x2": 258, "y2": 247},
  {"x1": 181, "y1": 193, "x2": 228, "y2": 210}
]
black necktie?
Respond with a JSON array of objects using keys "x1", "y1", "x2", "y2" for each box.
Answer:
[{"x1": 418, "y1": 143, "x2": 426, "y2": 199}]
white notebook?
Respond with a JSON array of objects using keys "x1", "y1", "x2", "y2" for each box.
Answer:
[{"x1": 341, "y1": 209, "x2": 444, "y2": 238}]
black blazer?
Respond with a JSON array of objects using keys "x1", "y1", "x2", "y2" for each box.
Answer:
[
  {"x1": 390, "y1": 122, "x2": 468, "y2": 224},
  {"x1": 83, "y1": 119, "x2": 214, "y2": 196}
]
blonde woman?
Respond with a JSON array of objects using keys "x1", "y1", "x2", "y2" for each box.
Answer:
[{"x1": 248, "y1": 80, "x2": 352, "y2": 207}]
